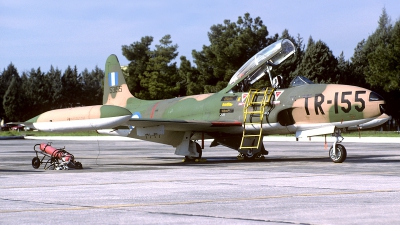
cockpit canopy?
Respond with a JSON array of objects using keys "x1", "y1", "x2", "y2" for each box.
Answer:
[{"x1": 224, "y1": 39, "x2": 295, "y2": 93}]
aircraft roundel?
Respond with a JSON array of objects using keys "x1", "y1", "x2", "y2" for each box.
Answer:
[{"x1": 131, "y1": 112, "x2": 141, "y2": 119}]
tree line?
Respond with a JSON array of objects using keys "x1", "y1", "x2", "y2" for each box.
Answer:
[
  {"x1": 0, "y1": 66, "x2": 103, "y2": 121},
  {"x1": 120, "y1": 9, "x2": 400, "y2": 121},
  {"x1": 1, "y1": 9, "x2": 399, "y2": 123}
]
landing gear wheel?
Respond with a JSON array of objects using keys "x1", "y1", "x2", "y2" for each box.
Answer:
[
  {"x1": 32, "y1": 157, "x2": 40, "y2": 169},
  {"x1": 237, "y1": 153, "x2": 254, "y2": 160},
  {"x1": 329, "y1": 144, "x2": 347, "y2": 163},
  {"x1": 195, "y1": 142, "x2": 202, "y2": 160},
  {"x1": 183, "y1": 156, "x2": 194, "y2": 162},
  {"x1": 237, "y1": 152, "x2": 265, "y2": 161},
  {"x1": 183, "y1": 142, "x2": 203, "y2": 162}
]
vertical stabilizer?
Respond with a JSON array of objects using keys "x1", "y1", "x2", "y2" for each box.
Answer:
[{"x1": 103, "y1": 54, "x2": 134, "y2": 107}]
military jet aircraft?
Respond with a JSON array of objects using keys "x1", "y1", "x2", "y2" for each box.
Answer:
[{"x1": 25, "y1": 39, "x2": 387, "y2": 163}]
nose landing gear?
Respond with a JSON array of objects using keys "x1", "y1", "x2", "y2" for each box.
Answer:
[{"x1": 329, "y1": 129, "x2": 347, "y2": 163}]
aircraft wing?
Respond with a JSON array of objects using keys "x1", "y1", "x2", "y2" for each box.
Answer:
[
  {"x1": 295, "y1": 125, "x2": 336, "y2": 138},
  {"x1": 126, "y1": 118, "x2": 242, "y2": 132}
]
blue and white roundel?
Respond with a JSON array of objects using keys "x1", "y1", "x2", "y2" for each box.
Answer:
[
  {"x1": 129, "y1": 112, "x2": 141, "y2": 130},
  {"x1": 131, "y1": 112, "x2": 141, "y2": 119}
]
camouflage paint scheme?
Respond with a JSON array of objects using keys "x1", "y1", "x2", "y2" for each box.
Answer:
[
  {"x1": 103, "y1": 42, "x2": 384, "y2": 148},
  {"x1": 26, "y1": 39, "x2": 387, "y2": 161}
]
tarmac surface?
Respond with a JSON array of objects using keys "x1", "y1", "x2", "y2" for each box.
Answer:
[{"x1": 1, "y1": 136, "x2": 400, "y2": 224}]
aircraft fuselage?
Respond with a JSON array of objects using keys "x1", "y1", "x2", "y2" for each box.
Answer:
[{"x1": 123, "y1": 83, "x2": 385, "y2": 136}]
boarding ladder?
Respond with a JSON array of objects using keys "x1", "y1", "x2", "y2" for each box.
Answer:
[{"x1": 240, "y1": 87, "x2": 275, "y2": 150}]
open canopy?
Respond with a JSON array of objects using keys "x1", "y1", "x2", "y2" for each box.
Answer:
[{"x1": 223, "y1": 39, "x2": 295, "y2": 92}]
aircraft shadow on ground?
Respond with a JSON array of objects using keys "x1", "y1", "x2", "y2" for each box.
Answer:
[
  {"x1": 346, "y1": 154, "x2": 400, "y2": 163},
  {"x1": 7, "y1": 155, "x2": 398, "y2": 173},
  {"x1": 0, "y1": 169, "x2": 44, "y2": 173},
  {"x1": 110, "y1": 156, "x2": 331, "y2": 167},
  {"x1": 107, "y1": 154, "x2": 400, "y2": 167}
]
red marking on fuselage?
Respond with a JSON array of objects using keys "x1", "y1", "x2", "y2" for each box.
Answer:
[
  {"x1": 275, "y1": 91, "x2": 283, "y2": 99},
  {"x1": 211, "y1": 121, "x2": 242, "y2": 127},
  {"x1": 150, "y1": 102, "x2": 160, "y2": 118}
]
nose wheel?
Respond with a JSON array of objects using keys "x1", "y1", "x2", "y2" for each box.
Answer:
[
  {"x1": 329, "y1": 129, "x2": 347, "y2": 163},
  {"x1": 329, "y1": 144, "x2": 347, "y2": 163}
]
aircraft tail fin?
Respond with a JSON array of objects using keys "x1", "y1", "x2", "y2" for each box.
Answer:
[{"x1": 103, "y1": 54, "x2": 135, "y2": 106}]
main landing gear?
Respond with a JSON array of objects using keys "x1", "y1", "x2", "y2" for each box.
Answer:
[
  {"x1": 329, "y1": 129, "x2": 347, "y2": 163},
  {"x1": 182, "y1": 142, "x2": 205, "y2": 162},
  {"x1": 237, "y1": 149, "x2": 269, "y2": 161}
]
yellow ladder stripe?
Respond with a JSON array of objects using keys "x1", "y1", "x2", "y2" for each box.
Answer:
[{"x1": 240, "y1": 87, "x2": 275, "y2": 150}]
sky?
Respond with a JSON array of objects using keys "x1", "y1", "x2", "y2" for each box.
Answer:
[{"x1": 1, "y1": 0, "x2": 400, "y2": 73}]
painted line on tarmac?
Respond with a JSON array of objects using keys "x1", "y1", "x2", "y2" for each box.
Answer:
[
  {"x1": 1, "y1": 189, "x2": 399, "y2": 213},
  {"x1": 0, "y1": 174, "x2": 330, "y2": 190}
]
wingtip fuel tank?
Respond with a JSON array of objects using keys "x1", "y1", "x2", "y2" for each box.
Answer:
[{"x1": 26, "y1": 105, "x2": 132, "y2": 132}]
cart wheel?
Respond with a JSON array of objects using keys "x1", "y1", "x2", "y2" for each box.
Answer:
[
  {"x1": 74, "y1": 161, "x2": 83, "y2": 169},
  {"x1": 32, "y1": 157, "x2": 41, "y2": 169}
]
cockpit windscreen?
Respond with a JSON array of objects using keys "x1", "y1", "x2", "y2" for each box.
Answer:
[{"x1": 289, "y1": 76, "x2": 314, "y2": 87}]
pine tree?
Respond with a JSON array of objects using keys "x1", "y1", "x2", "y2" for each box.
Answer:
[
  {"x1": 192, "y1": 13, "x2": 274, "y2": 93},
  {"x1": 0, "y1": 63, "x2": 19, "y2": 120},
  {"x1": 294, "y1": 37, "x2": 339, "y2": 84},
  {"x1": 178, "y1": 56, "x2": 202, "y2": 96},
  {"x1": 122, "y1": 36, "x2": 153, "y2": 97},
  {"x1": 337, "y1": 52, "x2": 353, "y2": 84},
  {"x1": 26, "y1": 67, "x2": 51, "y2": 117},
  {"x1": 275, "y1": 30, "x2": 305, "y2": 87},
  {"x1": 81, "y1": 66, "x2": 103, "y2": 105},
  {"x1": 61, "y1": 66, "x2": 82, "y2": 107},
  {"x1": 351, "y1": 8, "x2": 393, "y2": 89},
  {"x1": 3, "y1": 76, "x2": 25, "y2": 121},
  {"x1": 46, "y1": 66, "x2": 63, "y2": 109},
  {"x1": 122, "y1": 35, "x2": 180, "y2": 99},
  {"x1": 141, "y1": 35, "x2": 180, "y2": 99},
  {"x1": 366, "y1": 19, "x2": 400, "y2": 92}
]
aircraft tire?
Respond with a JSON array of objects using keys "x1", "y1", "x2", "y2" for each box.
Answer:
[
  {"x1": 183, "y1": 142, "x2": 203, "y2": 162},
  {"x1": 32, "y1": 157, "x2": 41, "y2": 169},
  {"x1": 329, "y1": 144, "x2": 347, "y2": 163},
  {"x1": 195, "y1": 142, "x2": 202, "y2": 159},
  {"x1": 237, "y1": 152, "x2": 264, "y2": 161}
]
